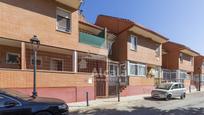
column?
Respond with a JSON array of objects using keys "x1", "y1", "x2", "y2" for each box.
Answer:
[
  {"x1": 21, "y1": 42, "x2": 26, "y2": 70},
  {"x1": 72, "y1": 51, "x2": 78, "y2": 73},
  {"x1": 106, "y1": 57, "x2": 109, "y2": 97}
]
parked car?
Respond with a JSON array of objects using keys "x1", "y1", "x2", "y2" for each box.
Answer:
[
  {"x1": 0, "y1": 89, "x2": 69, "y2": 115},
  {"x1": 151, "y1": 82, "x2": 186, "y2": 101}
]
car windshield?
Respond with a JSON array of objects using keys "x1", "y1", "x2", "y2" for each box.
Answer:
[
  {"x1": 0, "y1": 89, "x2": 33, "y2": 101},
  {"x1": 156, "y1": 83, "x2": 172, "y2": 90}
]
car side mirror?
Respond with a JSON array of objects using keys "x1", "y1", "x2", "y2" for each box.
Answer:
[{"x1": 4, "y1": 101, "x2": 17, "y2": 108}]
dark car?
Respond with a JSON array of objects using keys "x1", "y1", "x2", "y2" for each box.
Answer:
[{"x1": 0, "y1": 89, "x2": 69, "y2": 115}]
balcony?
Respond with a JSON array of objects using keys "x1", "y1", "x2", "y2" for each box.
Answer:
[{"x1": 79, "y1": 32, "x2": 105, "y2": 48}]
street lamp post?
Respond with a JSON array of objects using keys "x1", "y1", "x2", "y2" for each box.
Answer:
[
  {"x1": 117, "y1": 76, "x2": 121, "y2": 102},
  {"x1": 30, "y1": 35, "x2": 40, "y2": 98}
]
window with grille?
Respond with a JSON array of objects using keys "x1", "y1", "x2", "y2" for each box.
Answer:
[
  {"x1": 56, "y1": 8, "x2": 71, "y2": 32},
  {"x1": 6, "y1": 53, "x2": 20, "y2": 64}
]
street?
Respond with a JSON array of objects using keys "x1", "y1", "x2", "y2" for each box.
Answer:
[{"x1": 71, "y1": 92, "x2": 204, "y2": 115}]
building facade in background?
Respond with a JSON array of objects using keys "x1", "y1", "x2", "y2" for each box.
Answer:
[
  {"x1": 194, "y1": 56, "x2": 204, "y2": 90},
  {"x1": 0, "y1": 0, "x2": 203, "y2": 103},
  {"x1": 162, "y1": 41, "x2": 199, "y2": 91},
  {"x1": 95, "y1": 15, "x2": 168, "y2": 96}
]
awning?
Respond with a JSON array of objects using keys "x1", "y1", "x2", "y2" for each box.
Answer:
[
  {"x1": 56, "y1": 0, "x2": 82, "y2": 10},
  {"x1": 128, "y1": 25, "x2": 168, "y2": 44}
]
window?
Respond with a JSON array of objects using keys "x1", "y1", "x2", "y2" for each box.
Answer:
[
  {"x1": 129, "y1": 63, "x2": 138, "y2": 75},
  {"x1": 180, "y1": 53, "x2": 183, "y2": 63},
  {"x1": 0, "y1": 94, "x2": 20, "y2": 108},
  {"x1": 31, "y1": 56, "x2": 42, "y2": 66},
  {"x1": 120, "y1": 63, "x2": 127, "y2": 76},
  {"x1": 128, "y1": 62, "x2": 146, "y2": 76},
  {"x1": 172, "y1": 84, "x2": 179, "y2": 89},
  {"x1": 190, "y1": 57, "x2": 193, "y2": 65},
  {"x1": 138, "y1": 64, "x2": 146, "y2": 76},
  {"x1": 155, "y1": 45, "x2": 160, "y2": 57},
  {"x1": 109, "y1": 64, "x2": 118, "y2": 76},
  {"x1": 107, "y1": 40, "x2": 114, "y2": 55},
  {"x1": 50, "y1": 58, "x2": 64, "y2": 71},
  {"x1": 179, "y1": 84, "x2": 184, "y2": 88},
  {"x1": 56, "y1": 8, "x2": 71, "y2": 32},
  {"x1": 202, "y1": 62, "x2": 204, "y2": 67},
  {"x1": 6, "y1": 53, "x2": 20, "y2": 64},
  {"x1": 130, "y1": 35, "x2": 137, "y2": 50}
]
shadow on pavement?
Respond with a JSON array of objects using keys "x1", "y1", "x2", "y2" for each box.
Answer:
[
  {"x1": 71, "y1": 106, "x2": 204, "y2": 115},
  {"x1": 144, "y1": 96, "x2": 181, "y2": 101}
]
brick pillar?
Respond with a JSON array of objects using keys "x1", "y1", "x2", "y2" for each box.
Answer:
[
  {"x1": 72, "y1": 51, "x2": 78, "y2": 73},
  {"x1": 21, "y1": 42, "x2": 26, "y2": 70}
]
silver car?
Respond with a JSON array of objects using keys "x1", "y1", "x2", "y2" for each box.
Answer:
[{"x1": 151, "y1": 82, "x2": 186, "y2": 100}]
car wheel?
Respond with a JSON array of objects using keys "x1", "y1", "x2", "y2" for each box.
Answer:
[
  {"x1": 180, "y1": 93, "x2": 186, "y2": 100},
  {"x1": 35, "y1": 112, "x2": 52, "y2": 115},
  {"x1": 166, "y1": 94, "x2": 171, "y2": 101},
  {"x1": 183, "y1": 93, "x2": 186, "y2": 98}
]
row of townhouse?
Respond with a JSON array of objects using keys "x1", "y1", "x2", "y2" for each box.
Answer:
[{"x1": 0, "y1": 0, "x2": 203, "y2": 103}]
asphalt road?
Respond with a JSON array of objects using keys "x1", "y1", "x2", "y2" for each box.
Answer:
[{"x1": 71, "y1": 92, "x2": 204, "y2": 115}]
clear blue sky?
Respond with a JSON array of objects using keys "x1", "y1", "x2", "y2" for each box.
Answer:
[{"x1": 81, "y1": 0, "x2": 204, "y2": 55}]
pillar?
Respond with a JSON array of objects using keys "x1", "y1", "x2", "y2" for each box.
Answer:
[{"x1": 21, "y1": 42, "x2": 26, "y2": 70}]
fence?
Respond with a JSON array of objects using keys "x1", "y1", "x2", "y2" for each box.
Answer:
[{"x1": 162, "y1": 69, "x2": 190, "y2": 83}]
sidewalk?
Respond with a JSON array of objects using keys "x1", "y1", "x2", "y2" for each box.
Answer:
[
  {"x1": 68, "y1": 89, "x2": 203, "y2": 112},
  {"x1": 68, "y1": 94, "x2": 150, "y2": 112}
]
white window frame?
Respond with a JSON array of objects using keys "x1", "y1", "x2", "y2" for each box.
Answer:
[
  {"x1": 109, "y1": 63, "x2": 119, "y2": 77},
  {"x1": 128, "y1": 62, "x2": 146, "y2": 77},
  {"x1": 56, "y1": 7, "x2": 71, "y2": 33},
  {"x1": 130, "y1": 35, "x2": 137, "y2": 51},
  {"x1": 6, "y1": 52, "x2": 20, "y2": 64},
  {"x1": 50, "y1": 58, "x2": 64, "y2": 71}
]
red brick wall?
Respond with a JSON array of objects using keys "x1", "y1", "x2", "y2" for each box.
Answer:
[
  {"x1": 121, "y1": 77, "x2": 155, "y2": 96},
  {"x1": 127, "y1": 33, "x2": 162, "y2": 66},
  {"x1": 14, "y1": 87, "x2": 95, "y2": 103},
  {"x1": 0, "y1": 0, "x2": 108, "y2": 56}
]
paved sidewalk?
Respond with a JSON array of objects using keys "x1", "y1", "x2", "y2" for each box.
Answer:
[
  {"x1": 68, "y1": 94, "x2": 150, "y2": 112},
  {"x1": 68, "y1": 88, "x2": 202, "y2": 112}
]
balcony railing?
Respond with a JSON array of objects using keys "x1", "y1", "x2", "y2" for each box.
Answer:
[{"x1": 79, "y1": 32, "x2": 105, "y2": 48}]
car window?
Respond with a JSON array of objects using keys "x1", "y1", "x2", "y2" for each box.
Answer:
[
  {"x1": 181, "y1": 84, "x2": 184, "y2": 88},
  {"x1": 178, "y1": 84, "x2": 184, "y2": 88},
  {"x1": 156, "y1": 83, "x2": 172, "y2": 90},
  {"x1": 0, "y1": 94, "x2": 21, "y2": 108},
  {"x1": 172, "y1": 84, "x2": 179, "y2": 89}
]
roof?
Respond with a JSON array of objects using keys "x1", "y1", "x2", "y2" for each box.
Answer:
[
  {"x1": 96, "y1": 15, "x2": 169, "y2": 42},
  {"x1": 164, "y1": 41, "x2": 200, "y2": 56}
]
